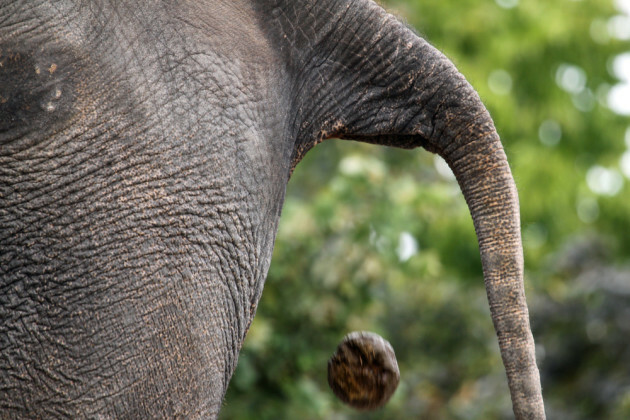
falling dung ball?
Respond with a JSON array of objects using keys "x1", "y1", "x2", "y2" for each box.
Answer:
[{"x1": 327, "y1": 331, "x2": 400, "y2": 410}]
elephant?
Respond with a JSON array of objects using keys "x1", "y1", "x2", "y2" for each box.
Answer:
[{"x1": 0, "y1": 0, "x2": 545, "y2": 418}]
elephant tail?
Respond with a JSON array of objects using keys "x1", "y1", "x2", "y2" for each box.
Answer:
[
  {"x1": 259, "y1": 0, "x2": 546, "y2": 417},
  {"x1": 436, "y1": 108, "x2": 545, "y2": 419},
  {"x1": 414, "y1": 57, "x2": 545, "y2": 416}
]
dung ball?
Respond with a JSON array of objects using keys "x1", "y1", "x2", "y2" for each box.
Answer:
[{"x1": 327, "y1": 331, "x2": 400, "y2": 410}]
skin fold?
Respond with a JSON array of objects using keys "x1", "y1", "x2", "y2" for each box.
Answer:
[{"x1": 0, "y1": 0, "x2": 545, "y2": 418}]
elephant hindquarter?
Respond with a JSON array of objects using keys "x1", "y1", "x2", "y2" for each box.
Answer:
[{"x1": 1, "y1": 1, "x2": 291, "y2": 417}]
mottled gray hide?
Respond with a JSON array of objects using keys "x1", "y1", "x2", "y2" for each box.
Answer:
[
  {"x1": 0, "y1": 0, "x2": 544, "y2": 418},
  {"x1": 2, "y1": 1, "x2": 289, "y2": 417}
]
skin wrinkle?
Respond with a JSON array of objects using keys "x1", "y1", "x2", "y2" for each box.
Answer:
[
  {"x1": 294, "y1": 7, "x2": 418, "y2": 155},
  {"x1": 450, "y1": 108, "x2": 495, "y2": 144},
  {"x1": 8, "y1": 192, "x2": 139, "y2": 261},
  {"x1": 318, "y1": 28, "x2": 401, "y2": 122},
  {"x1": 5, "y1": 2, "x2": 48, "y2": 35},
  {"x1": 446, "y1": 139, "x2": 503, "y2": 183}
]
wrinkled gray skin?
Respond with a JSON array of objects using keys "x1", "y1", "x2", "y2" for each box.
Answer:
[{"x1": 0, "y1": 0, "x2": 545, "y2": 418}]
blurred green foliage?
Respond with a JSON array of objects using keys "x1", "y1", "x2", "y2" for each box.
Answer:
[{"x1": 222, "y1": 0, "x2": 630, "y2": 418}]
